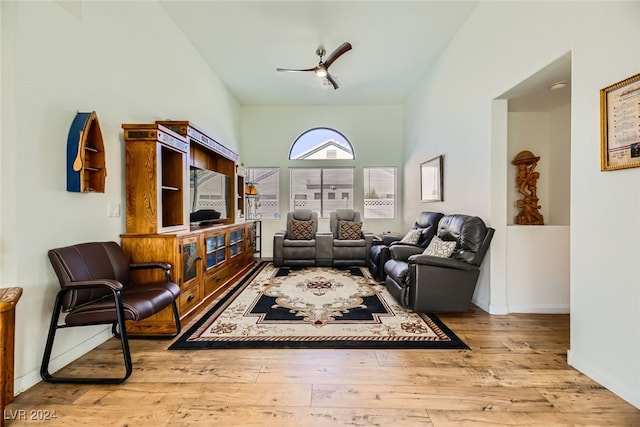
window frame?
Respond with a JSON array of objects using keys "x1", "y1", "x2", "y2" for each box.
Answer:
[
  {"x1": 246, "y1": 167, "x2": 280, "y2": 220},
  {"x1": 289, "y1": 127, "x2": 355, "y2": 160},
  {"x1": 289, "y1": 167, "x2": 355, "y2": 218},
  {"x1": 363, "y1": 167, "x2": 397, "y2": 219}
]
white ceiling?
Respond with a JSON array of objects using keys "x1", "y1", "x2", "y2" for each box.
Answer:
[{"x1": 160, "y1": 1, "x2": 571, "y2": 110}]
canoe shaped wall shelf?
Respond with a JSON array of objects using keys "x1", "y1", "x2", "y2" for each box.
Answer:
[{"x1": 66, "y1": 111, "x2": 107, "y2": 192}]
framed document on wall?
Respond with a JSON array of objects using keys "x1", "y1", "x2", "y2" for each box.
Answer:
[
  {"x1": 600, "y1": 73, "x2": 640, "y2": 171},
  {"x1": 420, "y1": 155, "x2": 443, "y2": 202}
]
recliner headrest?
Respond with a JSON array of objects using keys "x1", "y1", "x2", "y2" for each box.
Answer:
[
  {"x1": 438, "y1": 214, "x2": 488, "y2": 263},
  {"x1": 413, "y1": 212, "x2": 444, "y2": 247},
  {"x1": 415, "y1": 211, "x2": 444, "y2": 228},
  {"x1": 335, "y1": 209, "x2": 356, "y2": 221},
  {"x1": 293, "y1": 209, "x2": 313, "y2": 221}
]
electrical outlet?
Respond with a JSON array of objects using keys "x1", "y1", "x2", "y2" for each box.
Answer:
[{"x1": 108, "y1": 203, "x2": 121, "y2": 217}]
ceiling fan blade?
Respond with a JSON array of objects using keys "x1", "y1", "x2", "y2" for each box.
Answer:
[
  {"x1": 326, "y1": 73, "x2": 339, "y2": 90},
  {"x1": 276, "y1": 67, "x2": 317, "y2": 73},
  {"x1": 323, "y1": 42, "x2": 352, "y2": 69}
]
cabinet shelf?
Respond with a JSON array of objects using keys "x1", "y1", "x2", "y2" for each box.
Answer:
[{"x1": 123, "y1": 123, "x2": 189, "y2": 234}]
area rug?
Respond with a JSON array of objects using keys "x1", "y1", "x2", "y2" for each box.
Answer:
[{"x1": 169, "y1": 262, "x2": 468, "y2": 350}]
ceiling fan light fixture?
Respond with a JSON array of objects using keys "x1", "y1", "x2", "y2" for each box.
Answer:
[
  {"x1": 549, "y1": 81, "x2": 567, "y2": 91},
  {"x1": 277, "y1": 42, "x2": 352, "y2": 91}
]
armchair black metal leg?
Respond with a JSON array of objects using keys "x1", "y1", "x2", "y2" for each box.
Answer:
[
  {"x1": 172, "y1": 299, "x2": 182, "y2": 336},
  {"x1": 40, "y1": 292, "x2": 64, "y2": 383},
  {"x1": 40, "y1": 291, "x2": 132, "y2": 384}
]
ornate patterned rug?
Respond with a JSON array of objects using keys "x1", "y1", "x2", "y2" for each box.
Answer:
[{"x1": 169, "y1": 262, "x2": 468, "y2": 350}]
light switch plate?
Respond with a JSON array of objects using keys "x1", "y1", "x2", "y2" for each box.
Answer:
[{"x1": 108, "y1": 203, "x2": 121, "y2": 217}]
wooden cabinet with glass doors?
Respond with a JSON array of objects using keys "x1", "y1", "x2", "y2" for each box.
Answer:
[
  {"x1": 120, "y1": 222, "x2": 255, "y2": 335},
  {"x1": 121, "y1": 120, "x2": 255, "y2": 336},
  {"x1": 119, "y1": 233, "x2": 202, "y2": 336},
  {"x1": 203, "y1": 229, "x2": 229, "y2": 297}
]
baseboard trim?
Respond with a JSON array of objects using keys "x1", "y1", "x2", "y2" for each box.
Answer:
[
  {"x1": 487, "y1": 303, "x2": 509, "y2": 315},
  {"x1": 14, "y1": 327, "x2": 112, "y2": 395},
  {"x1": 568, "y1": 350, "x2": 640, "y2": 409},
  {"x1": 507, "y1": 304, "x2": 569, "y2": 314}
]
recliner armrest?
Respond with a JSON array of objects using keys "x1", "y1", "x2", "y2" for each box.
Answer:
[
  {"x1": 316, "y1": 232, "x2": 333, "y2": 264},
  {"x1": 390, "y1": 241, "x2": 421, "y2": 249},
  {"x1": 408, "y1": 254, "x2": 478, "y2": 272},
  {"x1": 362, "y1": 231, "x2": 375, "y2": 261},
  {"x1": 362, "y1": 231, "x2": 374, "y2": 245},
  {"x1": 389, "y1": 245, "x2": 423, "y2": 261},
  {"x1": 381, "y1": 234, "x2": 403, "y2": 245},
  {"x1": 273, "y1": 231, "x2": 287, "y2": 264}
]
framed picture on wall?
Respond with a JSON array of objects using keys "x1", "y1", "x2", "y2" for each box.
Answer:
[
  {"x1": 420, "y1": 155, "x2": 443, "y2": 202},
  {"x1": 600, "y1": 73, "x2": 640, "y2": 171}
]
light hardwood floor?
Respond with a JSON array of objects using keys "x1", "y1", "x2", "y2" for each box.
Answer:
[{"x1": 7, "y1": 301, "x2": 640, "y2": 426}]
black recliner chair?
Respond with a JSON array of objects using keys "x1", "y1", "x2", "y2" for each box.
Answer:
[
  {"x1": 384, "y1": 214, "x2": 494, "y2": 312},
  {"x1": 367, "y1": 211, "x2": 444, "y2": 281}
]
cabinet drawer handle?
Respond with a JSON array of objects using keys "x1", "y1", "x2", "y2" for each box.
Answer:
[
  {"x1": 215, "y1": 276, "x2": 222, "y2": 282},
  {"x1": 187, "y1": 294, "x2": 195, "y2": 302}
]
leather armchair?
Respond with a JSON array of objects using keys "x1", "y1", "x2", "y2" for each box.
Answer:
[
  {"x1": 368, "y1": 211, "x2": 444, "y2": 281},
  {"x1": 384, "y1": 214, "x2": 494, "y2": 312},
  {"x1": 329, "y1": 209, "x2": 374, "y2": 267},
  {"x1": 43, "y1": 241, "x2": 181, "y2": 384},
  {"x1": 273, "y1": 209, "x2": 323, "y2": 267}
]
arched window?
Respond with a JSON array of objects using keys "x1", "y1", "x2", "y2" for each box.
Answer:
[{"x1": 289, "y1": 127, "x2": 354, "y2": 160}]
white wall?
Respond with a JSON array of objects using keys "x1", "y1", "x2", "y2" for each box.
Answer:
[
  {"x1": 404, "y1": 1, "x2": 639, "y2": 407},
  {"x1": 240, "y1": 105, "x2": 405, "y2": 256},
  {"x1": 548, "y1": 103, "x2": 571, "y2": 225},
  {"x1": 0, "y1": 1, "x2": 240, "y2": 394},
  {"x1": 506, "y1": 225, "x2": 570, "y2": 313}
]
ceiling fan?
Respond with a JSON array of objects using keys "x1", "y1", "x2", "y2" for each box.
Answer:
[{"x1": 277, "y1": 42, "x2": 352, "y2": 90}]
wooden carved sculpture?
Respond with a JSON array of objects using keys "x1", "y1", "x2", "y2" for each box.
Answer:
[{"x1": 512, "y1": 150, "x2": 544, "y2": 225}]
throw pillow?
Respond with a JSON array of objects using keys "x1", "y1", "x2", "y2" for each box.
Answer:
[
  {"x1": 423, "y1": 235, "x2": 456, "y2": 258},
  {"x1": 400, "y1": 228, "x2": 423, "y2": 245},
  {"x1": 289, "y1": 219, "x2": 314, "y2": 240},
  {"x1": 338, "y1": 220, "x2": 363, "y2": 240}
]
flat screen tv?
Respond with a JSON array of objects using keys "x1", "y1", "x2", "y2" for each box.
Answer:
[{"x1": 189, "y1": 166, "x2": 230, "y2": 225}]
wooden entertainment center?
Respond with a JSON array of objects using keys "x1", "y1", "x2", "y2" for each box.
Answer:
[{"x1": 120, "y1": 121, "x2": 257, "y2": 335}]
